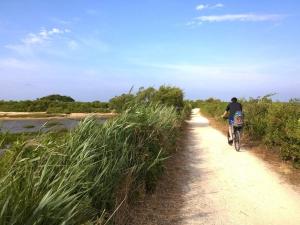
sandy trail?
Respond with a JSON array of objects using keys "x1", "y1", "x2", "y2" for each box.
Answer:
[{"x1": 129, "y1": 108, "x2": 300, "y2": 225}]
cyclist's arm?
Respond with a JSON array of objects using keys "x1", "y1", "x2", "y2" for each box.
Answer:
[
  {"x1": 222, "y1": 104, "x2": 230, "y2": 117},
  {"x1": 221, "y1": 111, "x2": 228, "y2": 117}
]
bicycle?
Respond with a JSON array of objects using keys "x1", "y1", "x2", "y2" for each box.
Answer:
[
  {"x1": 231, "y1": 125, "x2": 242, "y2": 151},
  {"x1": 223, "y1": 116, "x2": 243, "y2": 151}
]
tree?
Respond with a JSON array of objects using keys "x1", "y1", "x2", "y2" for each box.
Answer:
[
  {"x1": 38, "y1": 94, "x2": 75, "y2": 102},
  {"x1": 109, "y1": 94, "x2": 135, "y2": 112},
  {"x1": 153, "y1": 86, "x2": 184, "y2": 108},
  {"x1": 136, "y1": 87, "x2": 156, "y2": 103}
]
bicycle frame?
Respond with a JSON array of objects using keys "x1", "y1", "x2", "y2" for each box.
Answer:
[{"x1": 229, "y1": 125, "x2": 243, "y2": 151}]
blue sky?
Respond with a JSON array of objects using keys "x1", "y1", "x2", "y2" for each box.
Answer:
[{"x1": 0, "y1": 0, "x2": 299, "y2": 101}]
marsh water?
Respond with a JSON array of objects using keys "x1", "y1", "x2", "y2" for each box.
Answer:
[{"x1": 0, "y1": 118, "x2": 106, "y2": 133}]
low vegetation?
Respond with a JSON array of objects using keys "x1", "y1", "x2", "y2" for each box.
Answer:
[
  {"x1": 192, "y1": 96, "x2": 300, "y2": 166},
  {"x1": 0, "y1": 86, "x2": 191, "y2": 225},
  {"x1": 109, "y1": 86, "x2": 185, "y2": 112},
  {"x1": 0, "y1": 86, "x2": 188, "y2": 115},
  {"x1": 0, "y1": 94, "x2": 110, "y2": 114},
  {"x1": 23, "y1": 125, "x2": 35, "y2": 129},
  {"x1": 37, "y1": 94, "x2": 75, "y2": 102}
]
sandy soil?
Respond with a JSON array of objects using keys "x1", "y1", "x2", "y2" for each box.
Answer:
[
  {"x1": 68, "y1": 112, "x2": 117, "y2": 119},
  {"x1": 129, "y1": 108, "x2": 300, "y2": 225},
  {"x1": 0, "y1": 111, "x2": 65, "y2": 120},
  {"x1": 0, "y1": 111, "x2": 116, "y2": 120}
]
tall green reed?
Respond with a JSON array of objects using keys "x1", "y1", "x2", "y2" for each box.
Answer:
[{"x1": 0, "y1": 103, "x2": 181, "y2": 225}]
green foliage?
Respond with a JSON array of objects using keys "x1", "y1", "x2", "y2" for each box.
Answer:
[
  {"x1": 109, "y1": 86, "x2": 185, "y2": 113},
  {"x1": 196, "y1": 97, "x2": 300, "y2": 165},
  {"x1": 0, "y1": 87, "x2": 185, "y2": 115},
  {"x1": 264, "y1": 102, "x2": 300, "y2": 162},
  {"x1": 109, "y1": 94, "x2": 135, "y2": 112},
  {"x1": 194, "y1": 98, "x2": 227, "y2": 121},
  {"x1": 38, "y1": 94, "x2": 75, "y2": 102},
  {"x1": 242, "y1": 98, "x2": 271, "y2": 139},
  {"x1": 135, "y1": 87, "x2": 157, "y2": 103},
  {"x1": 23, "y1": 125, "x2": 35, "y2": 129},
  {"x1": 0, "y1": 103, "x2": 182, "y2": 225},
  {"x1": 0, "y1": 86, "x2": 189, "y2": 223},
  {"x1": 181, "y1": 101, "x2": 193, "y2": 119},
  {"x1": 0, "y1": 132, "x2": 57, "y2": 178},
  {"x1": 152, "y1": 86, "x2": 184, "y2": 108},
  {"x1": 0, "y1": 100, "x2": 110, "y2": 113}
]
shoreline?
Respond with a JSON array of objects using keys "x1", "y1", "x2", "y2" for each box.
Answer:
[{"x1": 0, "y1": 112, "x2": 117, "y2": 121}]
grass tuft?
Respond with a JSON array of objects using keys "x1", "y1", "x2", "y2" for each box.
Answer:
[{"x1": 0, "y1": 103, "x2": 183, "y2": 225}]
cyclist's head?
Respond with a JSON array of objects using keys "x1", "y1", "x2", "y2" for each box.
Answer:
[{"x1": 231, "y1": 97, "x2": 238, "y2": 103}]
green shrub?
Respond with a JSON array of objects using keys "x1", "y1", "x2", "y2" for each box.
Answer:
[
  {"x1": 0, "y1": 103, "x2": 181, "y2": 225},
  {"x1": 264, "y1": 102, "x2": 300, "y2": 162},
  {"x1": 0, "y1": 99, "x2": 110, "y2": 113},
  {"x1": 196, "y1": 97, "x2": 300, "y2": 165},
  {"x1": 243, "y1": 99, "x2": 271, "y2": 139}
]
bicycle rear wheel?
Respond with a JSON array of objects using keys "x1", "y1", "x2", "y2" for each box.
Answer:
[{"x1": 234, "y1": 129, "x2": 241, "y2": 151}]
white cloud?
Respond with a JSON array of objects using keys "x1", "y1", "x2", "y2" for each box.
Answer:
[
  {"x1": 5, "y1": 27, "x2": 71, "y2": 55},
  {"x1": 196, "y1": 3, "x2": 224, "y2": 11},
  {"x1": 215, "y1": 3, "x2": 224, "y2": 8},
  {"x1": 186, "y1": 13, "x2": 285, "y2": 26},
  {"x1": 36, "y1": 28, "x2": 66, "y2": 42},
  {"x1": 196, "y1": 4, "x2": 207, "y2": 11},
  {"x1": 23, "y1": 33, "x2": 44, "y2": 45},
  {"x1": 10, "y1": 28, "x2": 70, "y2": 48},
  {"x1": 196, "y1": 14, "x2": 284, "y2": 22}
]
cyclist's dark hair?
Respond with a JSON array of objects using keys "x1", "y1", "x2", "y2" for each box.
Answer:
[{"x1": 231, "y1": 97, "x2": 238, "y2": 103}]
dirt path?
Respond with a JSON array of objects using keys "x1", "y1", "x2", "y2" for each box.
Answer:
[{"x1": 129, "y1": 108, "x2": 300, "y2": 225}]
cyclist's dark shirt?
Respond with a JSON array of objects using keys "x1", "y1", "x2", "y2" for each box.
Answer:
[{"x1": 226, "y1": 102, "x2": 242, "y2": 118}]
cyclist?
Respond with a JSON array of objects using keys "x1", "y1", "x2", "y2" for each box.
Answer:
[{"x1": 221, "y1": 97, "x2": 243, "y2": 145}]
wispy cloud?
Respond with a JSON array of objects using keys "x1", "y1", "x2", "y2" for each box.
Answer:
[
  {"x1": 22, "y1": 28, "x2": 70, "y2": 45},
  {"x1": 196, "y1": 3, "x2": 224, "y2": 11},
  {"x1": 5, "y1": 27, "x2": 71, "y2": 55},
  {"x1": 187, "y1": 13, "x2": 285, "y2": 26},
  {"x1": 131, "y1": 61, "x2": 285, "y2": 88},
  {"x1": 196, "y1": 14, "x2": 285, "y2": 22}
]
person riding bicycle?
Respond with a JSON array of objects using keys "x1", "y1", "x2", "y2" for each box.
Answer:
[{"x1": 221, "y1": 97, "x2": 243, "y2": 145}]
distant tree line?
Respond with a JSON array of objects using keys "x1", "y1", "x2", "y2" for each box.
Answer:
[
  {"x1": 0, "y1": 86, "x2": 189, "y2": 114},
  {"x1": 0, "y1": 94, "x2": 110, "y2": 113}
]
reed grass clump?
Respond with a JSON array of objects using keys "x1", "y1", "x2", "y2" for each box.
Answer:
[{"x1": 0, "y1": 103, "x2": 182, "y2": 225}]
